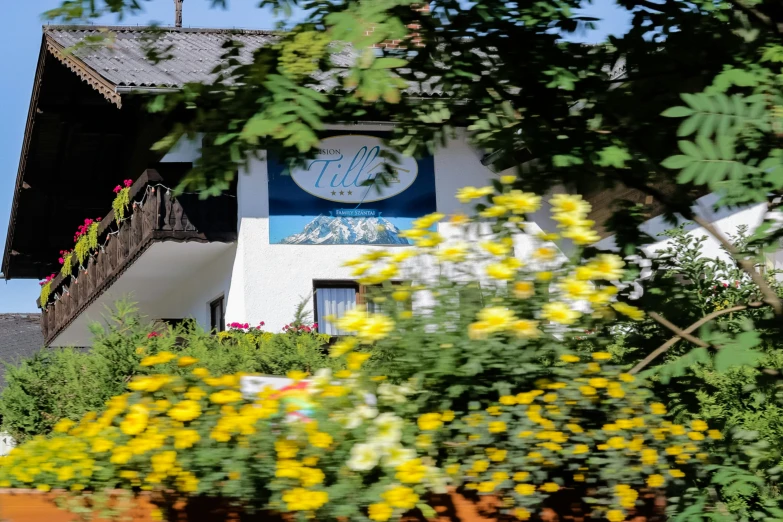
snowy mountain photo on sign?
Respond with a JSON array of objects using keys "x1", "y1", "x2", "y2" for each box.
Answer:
[{"x1": 280, "y1": 215, "x2": 411, "y2": 245}]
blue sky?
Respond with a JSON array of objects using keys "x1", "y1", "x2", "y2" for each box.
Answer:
[{"x1": 0, "y1": 0, "x2": 630, "y2": 313}]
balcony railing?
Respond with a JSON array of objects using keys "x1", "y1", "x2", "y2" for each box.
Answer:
[{"x1": 39, "y1": 169, "x2": 237, "y2": 345}]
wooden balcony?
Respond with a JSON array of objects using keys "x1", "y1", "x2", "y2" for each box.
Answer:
[{"x1": 39, "y1": 169, "x2": 237, "y2": 345}]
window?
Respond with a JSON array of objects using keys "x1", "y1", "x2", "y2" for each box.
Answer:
[
  {"x1": 313, "y1": 280, "x2": 410, "y2": 335},
  {"x1": 210, "y1": 296, "x2": 225, "y2": 332},
  {"x1": 314, "y1": 281, "x2": 358, "y2": 335}
]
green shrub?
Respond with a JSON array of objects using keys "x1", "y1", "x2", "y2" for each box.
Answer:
[{"x1": 0, "y1": 300, "x2": 335, "y2": 442}]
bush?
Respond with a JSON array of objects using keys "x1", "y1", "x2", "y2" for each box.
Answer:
[{"x1": 0, "y1": 301, "x2": 334, "y2": 443}]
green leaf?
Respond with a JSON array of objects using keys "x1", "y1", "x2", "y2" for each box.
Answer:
[
  {"x1": 661, "y1": 106, "x2": 694, "y2": 118},
  {"x1": 417, "y1": 504, "x2": 436, "y2": 519},
  {"x1": 678, "y1": 114, "x2": 702, "y2": 137},
  {"x1": 661, "y1": 155, "x2": 692, "y2": 169},
  {"x1": 371, "y1": 57, "x2": 408, "y2": 69}
]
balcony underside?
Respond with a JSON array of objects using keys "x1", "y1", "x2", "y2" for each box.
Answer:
[{"x1": 48, "y1": 241, "x2": 235, "y2": 347}]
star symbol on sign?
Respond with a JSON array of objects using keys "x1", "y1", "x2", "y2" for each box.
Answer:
[
  {"x1": 347, "y1": 190, "x2": 353, "y2": 195},
  {"x1": 339, "y1": 191, "x2": 345, "y2": 195},
  {"x1": 331, "y1": 191, "x2": 336, "y2": 196}
]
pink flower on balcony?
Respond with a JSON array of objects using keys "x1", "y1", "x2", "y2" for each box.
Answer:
[
  {"x1": 58, "y1": 257, "x2": 64, "y2": 264},
  {"x1": 124, "y1": 179, "x2": 133, "y2": 188},
  {"x1": 96, "y1": 217, "x2": 102, "y2": 222},
  {"x1": 147, "y1": 331, "x2": 160, "y2": 338},
  {"x1": 242, "y1": 323, "x2": 249, "y2": 329},
  {"x1": 313, "y1": 323, "x2": 318, "y2": 329},
  {"x1": 259, "y1": 321, "x2": 265, "y2": 327},
  {"x1": 113, "y1": 185, "x2": 122, "y2": 193}
]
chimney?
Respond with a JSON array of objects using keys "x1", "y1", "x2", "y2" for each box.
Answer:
[{"x1": 174, "y1": 0, "x2": 184, "y2": 28}]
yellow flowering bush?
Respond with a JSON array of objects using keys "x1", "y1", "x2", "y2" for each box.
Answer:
[{"x1": 0, "y1": 182, "x2": 760, "y2": 521}]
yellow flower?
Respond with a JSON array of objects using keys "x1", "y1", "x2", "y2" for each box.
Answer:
[
  {"x1": 558, "y1": 277, "x2": 593, "y2": 300},
  {"x1": 456, "y1": 186, "x2": 494, "y2": 203},
  {"x1": 177, "y1": 356, "x2": 199, "y2": 367},
  {"x1": 536, "y1": 271, "x2": 554, "y2": 281},
  {"x1": 606, "y1": 509, "x2": 625, "y2": 522},
  {"x1": 477, "y1": 306, "x2": 516, "y2": 331},
  {"x1": 488, "y1": 449, "x2": 507, "y2": 462},
  {"x1": 513, "y1": 281, "x2": 535, "y2": 299},
  {"x1": 192, "y1": 367, "x2": 210, "y2": 378},
  {"x1": 441, "y1": 410, "x2": 455, "y2": 422},
  {"x1": 668, "y1": 469, "x2": 685, "y2": 478},
  {"x1": 612, "y1": 302, "x2": 645, "y2": 320},
  {"x1": 92, "y1": 438, "x2": 114, "y2": 453},
  {"x1": 437, "y1": 242, "x2": 469, "y2": 263},
  {"x1": 488, "y1": 421, "x2": 507, "y2": 433},
  {"x1": 619, "y1": 373, "x2": 635, "y2": 383},
  {"x1": 477, "y1": 481, "x2": 497, "y2": 493},
  {"x1": 574, "y1": 474, "x2": 585, "y2": 482},
  {"x1": 53, "y1": 418, "x2": 76, "y2": 434},
  {"x1": 450, "y1": 213, "x2": 470, "y2": 225},
  {"x1": 499, "y1": 395, "x2": 517, "y2": 405},
  {"x1": 541, "y1": 302, "x2": 581, "y2": 325},
  {"x1": 511, "y1": 319, "x2": 540, "y2": 338},
  {"x1": 592, "y1": 352, "x2": 612, "y2": 361},
  {"x1": 502, "y1": 190, "x2": 541, "y2": 214},
  {"x1": 550, "y1": 194, "x2": 591, "y2": 216},
  {"x1": 299, "y1": 467, "x2": 325, "y2": 488},
  {"x1": 412, "y1": 212, "x2": 445, "y2": 229},
  {"x1": 174, "y1": 429, "x2": 201, "y2": 449},
  {"x1": 486, "y1": 262, "x2": 517, "y2": 280},
  {"x1": 329, "y1": 338, "x2": 357, "y2": 358},
  {"x1": 691, "y1": 419, "x2": 708, "y2": 432},
  {"x1": 140, "y1": 351, "x2": 177, "y2": 367},
  {"x1": 120, "y1": 404, "x2": 149, "y2": 435},
  {"x1": 650, "y1": 403, "x2": 667, "y2": 415},
  {"x1": 708, "y1": 429, "x2": 722, "y2": 440},
  {"x1": 641, "y1": 449, "x2": 658, "y2": 465},
  {"x1": 533, "y1": 247, "x2": 558, "y2": 262},
  {"x1": 562, "y1": 226, "x2": 600, "y2": 245},
  {"x1": 309, "y1": 432, "x2": 333, "y2": 449},
  {"x1": 346, "y1": 352, "x2": 372, "y2": 370},
  {"x1": 418, "y1": 412, "x2": 443, "y2": 431},
  {"x1": 688, "y1": 432, "x2": 705, "y2": 441},
  {"x1": 396, "y1": 458, "x2": 427, "y2": 484},
  {"x1": 500, "y1": 175, "x2": 517, "y2": 184},
  {"x1": 368, "y1": 503, "x2": 393, "y2": 522},
  {"x1": 358, "y1": 314, "x2": 395, "y2": 343},
  {"x1": 382, "y1": 485, "x2": 420, "y2": 510},
  {"x1": 579, "y1": 386, "x2": 597, "y2": 397},
  {"x1": 472, "y1": 460, "x2": 490, "y2": 472},
  {"x1": 572, "y1": 444, "x2": 589, "y2": 455},
  {"x1": 560, "y1": 354, "x2": 580, "y2": 363},
  {"x1": 514, "y1": 508, "x2": 531, "y2": 520},
  {"x1": 540, "y1": 482, "x2": 559, "y2": 493},
  {"x1": 647, "y1": 474, "x2": 665, "y2": 488},
  {"x1": 586, "y1": 254, "x2": 625, "y2": 280},
  {"x1": 210, "y1": 390, "x2": 243, "y2": 404},
  {"x1": 665, "y1": 445, "x2": 683, "y2": 456},
  {"x1": 480, "y1": 205, "x2": 508, "y2": 218},
  {"x1": 480, "y1": 240, "x2": 512, "y2": 257},
  {"x1": 168, "y1": 400, "x2": 202, "y2": 422},
  {"x1": 110, "y1": 446, "x2": 133, "y2": 465},
  {"x1": 513, "y1": 472, "x2": 530, "y2": 482},
  {"x1": 515, "y1": 484, "x2": 536, "y2": 495}
]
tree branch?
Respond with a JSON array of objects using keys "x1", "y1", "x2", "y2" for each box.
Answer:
[
  {"x1": 628, "y1": 302, "x2": 763, "y2": 375},
  {"x1": 647, "y1": 311, "x2": 710, "y2": 348}
]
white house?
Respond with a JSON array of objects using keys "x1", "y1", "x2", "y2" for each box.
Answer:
[{"x1": 2, "y1": 26, "x2": 770, "y2": 347}]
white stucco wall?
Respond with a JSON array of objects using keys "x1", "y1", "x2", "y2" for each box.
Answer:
[
  {"x1": 225, "y1": 125, "x2": 533, "y2": 331},
  {"x1": 595, "y1": 193, "x2": 768, "y2": 263}
]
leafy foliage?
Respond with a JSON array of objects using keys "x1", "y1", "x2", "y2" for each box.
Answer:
[{"x1": 0, "y1": 301, "x2": 334, "y2": 442}]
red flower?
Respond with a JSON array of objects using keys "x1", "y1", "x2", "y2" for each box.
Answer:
[
  {"x1": 313, "y1": 323, "x2": 318, "y2": 329},
  {"x1": 113, "y1": 185, "x2": 122, "y2": 193},
  {"x1": 96, "y1": 217, "x2": 102, "y2": 222},
  {"x1": 242, "y1": 323, "x2": 249, "y2": 329},
  {"x1": 147, "y1": 332, "x2": 160, "y2": 338},
  {"x1": 124, "y1": 179, "x2": 133, "y2": 188},
  {"x1": 58, "y1": 257, "x2": 64, "y2": 264},
  {"x1": 259, "y1": 321, "x2": 265, "y2": 327}
]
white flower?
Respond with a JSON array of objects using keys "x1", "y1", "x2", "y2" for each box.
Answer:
[
  {"x1": 347, "y1": 443, "x2": 381, "y2": 471},
  {"x1": 370, "y1": 413, "x2": 404, "y2": 445},
  {"x1": 425, "y1": 466, "x2": 449, "y2": 494},
  {"x1": 311, "y1": 368, "x2": 332, "y2": 390},
  {"x1": 357, "y1": 404, "x2": 379, "y2": 420},
  {"x1": 383, "y1": 445, "x2": 416, "y2": 468},
  {"x1": 378, "y1": 383, "x2": 412, "y2": 404}
]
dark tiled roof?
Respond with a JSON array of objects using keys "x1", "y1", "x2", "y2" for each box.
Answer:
[
  {"x1": 0, "y1": 314, "x2": 43, "y2": 388},
  {"x1": 43, "y1": 25, "x2": 443, "y2": 97},
  {"x1": 45, "y1": 26, "x2": 279, "y2": 88}
]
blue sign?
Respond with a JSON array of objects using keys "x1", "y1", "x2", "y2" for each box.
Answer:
[{"x1": 268, "y1": 133, "x2": 437, "y2": 245}]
